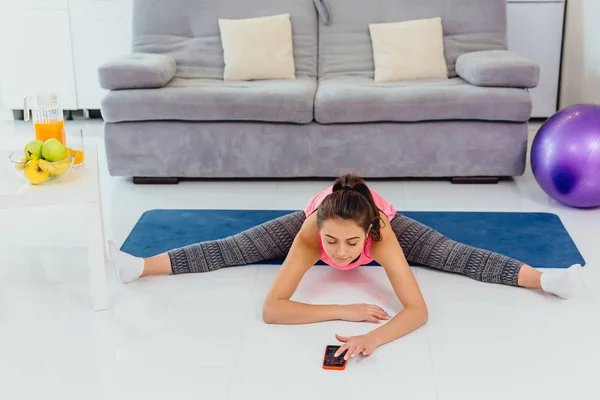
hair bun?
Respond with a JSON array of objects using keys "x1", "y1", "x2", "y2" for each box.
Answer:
[{"x1": 318, "y1": 173, "x2": 385, "y2": 243}]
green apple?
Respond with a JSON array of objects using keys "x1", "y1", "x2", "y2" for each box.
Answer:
[
  {"x1": 41, "y1": 138, "x2": 67, "y2": 162},
  {"x1": 24, "y1": 140, "x2": 44, "y2": 160}
]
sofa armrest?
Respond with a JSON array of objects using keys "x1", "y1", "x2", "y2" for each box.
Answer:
[
  {"x1": 98, "y1": 53, "x2": 176, "y2": 90},
  {"x1": 456, "y1": 50, "x2": 540, "y2": 89}
]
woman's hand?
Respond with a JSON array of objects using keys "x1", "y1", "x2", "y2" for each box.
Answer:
[
  {"x1": 339, "y1": 304, "x2": 390, "y2": 323},
  {"x1": 334, "y1": 333, "x2": 381, "y2": 359}
]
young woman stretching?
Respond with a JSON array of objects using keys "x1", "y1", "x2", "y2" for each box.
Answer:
[{"x1": 108, "y1": 174, "x2": 578, "y2": 360}]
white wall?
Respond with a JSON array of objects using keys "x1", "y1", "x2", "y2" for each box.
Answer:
[
  {"x1": 560, "y1": 0, "x2": 600, "y2": 107},
  {"x1": 0, "y1": 79, "x2": 12, "y2": 121},
  {"x1": 0, "y1": 0, "x2": 597, "y2": 118}
]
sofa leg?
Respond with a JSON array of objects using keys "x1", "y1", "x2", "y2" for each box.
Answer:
[
  {"x1": 451, "y1": 177, "x2": 499, "y2": 184},
  {"x1": 133, "y1": 177, "x2": 180, "y2": 185}
]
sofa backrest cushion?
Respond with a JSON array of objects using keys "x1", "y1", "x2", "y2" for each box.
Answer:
[
  {"x1": 132, "y1": 0, "x2": 318, "y2": 79},
  {"x1": 318, "y1": 0, "x2": 507, "y2": 79}
]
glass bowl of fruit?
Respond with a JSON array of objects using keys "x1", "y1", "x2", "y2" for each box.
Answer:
[{"x1": 9, "y1": 138, "x2": 76, "y2": 185}]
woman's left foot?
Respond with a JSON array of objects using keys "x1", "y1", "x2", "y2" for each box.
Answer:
[{"x1": 540, "y1": 264, "x2": 582, "y2": 299}]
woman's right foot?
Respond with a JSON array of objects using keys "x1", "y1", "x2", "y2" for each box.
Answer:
[
  {"x1": 540, "y1": 264, "x2": 582, "y2": 299},
  {"x1": 108, "y1": 240, "x2": 144, "y2": 283}
]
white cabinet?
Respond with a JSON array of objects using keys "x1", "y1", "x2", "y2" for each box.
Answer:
[
  {"x1": 0, "y1": 0, "x2": 132, "y2": 113},
  {"x1": 69, "y1": 0, "x2": 133, "y2": 109},
  {"x1": 507, "y1": 0, "x2": 566, "y2": 118},
  {"x1": 0, "y1": 0, "x2": 69, "y2": 10},
  {"x1": 0, "y1": 4, "x2": 78, "y2": 110}
]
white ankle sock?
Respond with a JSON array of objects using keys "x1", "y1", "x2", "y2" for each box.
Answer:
[
  {"x1": 540, "y1": 264, "x2": 581, "y2": 299},
  {"x1": 108, "y1": 240, "x2": 144, "y2": 284}
]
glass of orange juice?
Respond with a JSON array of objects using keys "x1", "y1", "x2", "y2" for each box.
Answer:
[{"x1": 65, "y1": 129, "x2": 85, "y2": 168}]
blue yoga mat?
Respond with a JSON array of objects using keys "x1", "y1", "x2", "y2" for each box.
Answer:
[{"x1": 121, "y1": 210, "x2": 585, "y2": 269}]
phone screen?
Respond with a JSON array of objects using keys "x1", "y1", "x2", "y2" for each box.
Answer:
[{"x1": 323, "y1": 345, "x2": 347, "y2": 367}]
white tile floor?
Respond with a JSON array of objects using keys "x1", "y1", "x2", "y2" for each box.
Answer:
[{"x1": 1, "y1": 119, "x2": 599, "y2": 400}]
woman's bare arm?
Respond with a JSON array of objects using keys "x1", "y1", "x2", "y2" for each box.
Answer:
[
  {"x1": 262, "y1": 215, "x2": 343, "y2": 324},
  {"x1": 367, "y1": 212, "x2": 429, "y2": 346},
  {"x1": 262, "y1": 213, "x2": 406, "y2": 326}
]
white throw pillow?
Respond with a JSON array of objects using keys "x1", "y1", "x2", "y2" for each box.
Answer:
[
  {"x1": 218, "y1": 13, "x2": 296, "y2": 81},
  {"x1": 368, "y1": 17, "x2": 448, "y2": 82}
]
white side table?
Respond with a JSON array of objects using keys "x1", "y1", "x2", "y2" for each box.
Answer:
[{"x1": 0, "y1": 145, "x2": 110, "y2": 311}]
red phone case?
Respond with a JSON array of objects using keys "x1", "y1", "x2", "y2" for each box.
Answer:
[{"x1": 323, "y1": 345, "x2": 346, "y2": 370}]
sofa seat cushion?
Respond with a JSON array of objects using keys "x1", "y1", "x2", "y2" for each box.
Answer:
[
  {"x1": 101, "y1": 77, "x2": 317, "y2": 124},
  {"x1": 314, "y1": 77, "x2": 532, "y2": 124}
]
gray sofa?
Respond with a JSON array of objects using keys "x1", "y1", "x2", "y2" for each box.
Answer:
[{"x1": 98, "y1": 0, "x2": 539, "y2": 183}]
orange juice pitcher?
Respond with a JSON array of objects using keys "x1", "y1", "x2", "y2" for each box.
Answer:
[{"x1": 24, "y1": 93, "x2": 66, "y2": 144}]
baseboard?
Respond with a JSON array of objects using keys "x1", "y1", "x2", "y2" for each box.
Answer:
[{"x1": 452, "y1": 177, "x2": 500, "y2": 184}]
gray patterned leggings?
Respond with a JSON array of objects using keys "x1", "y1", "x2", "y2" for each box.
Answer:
[{"x1": 168, "y1": 211, "x2": 524, "y2": 286}]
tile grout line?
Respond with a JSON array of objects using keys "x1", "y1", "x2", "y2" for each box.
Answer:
[
  {"x1": 577, "y1": 270, "x2": 600, "y2": 312},
  {"x1": 21, "y1": 311, "x2": 70, "y2": 396},
  {"x1": 22, "y1": 347, "x2": 55, "y2": 396},
  {"x1": 415, "y1": 268, "x2": 440, "y2": 400},
  {"x1": 424, "y1": 323, "x2": 440, "y2": 400},
  {"x1": 560, "y1": 217, "x2": 600, "y2": 312},
  {"x1": 225, "y1": 266, "x2": 260, "y2": 400}
]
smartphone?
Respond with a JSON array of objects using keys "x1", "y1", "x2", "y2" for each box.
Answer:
[{"x1": 322, "y1": 345, "x2": 347, "y2": 370}]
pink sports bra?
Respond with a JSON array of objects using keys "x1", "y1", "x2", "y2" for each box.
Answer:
[{"x1": 303, "y1": 185, "x2": 397, "y2": 270}]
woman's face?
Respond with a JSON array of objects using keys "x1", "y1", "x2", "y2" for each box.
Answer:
[{"x1": 319, "y1": 218, "x2": 368, "y2": 266}]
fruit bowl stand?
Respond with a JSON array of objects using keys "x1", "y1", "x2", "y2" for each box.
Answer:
[{"x1": 0, "y1": 145, "x2": 110, "y2": 311}]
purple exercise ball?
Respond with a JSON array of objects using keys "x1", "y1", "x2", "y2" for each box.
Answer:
[{"x1": 531, "y1": 104, "x2": 600, "y2": 208}]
